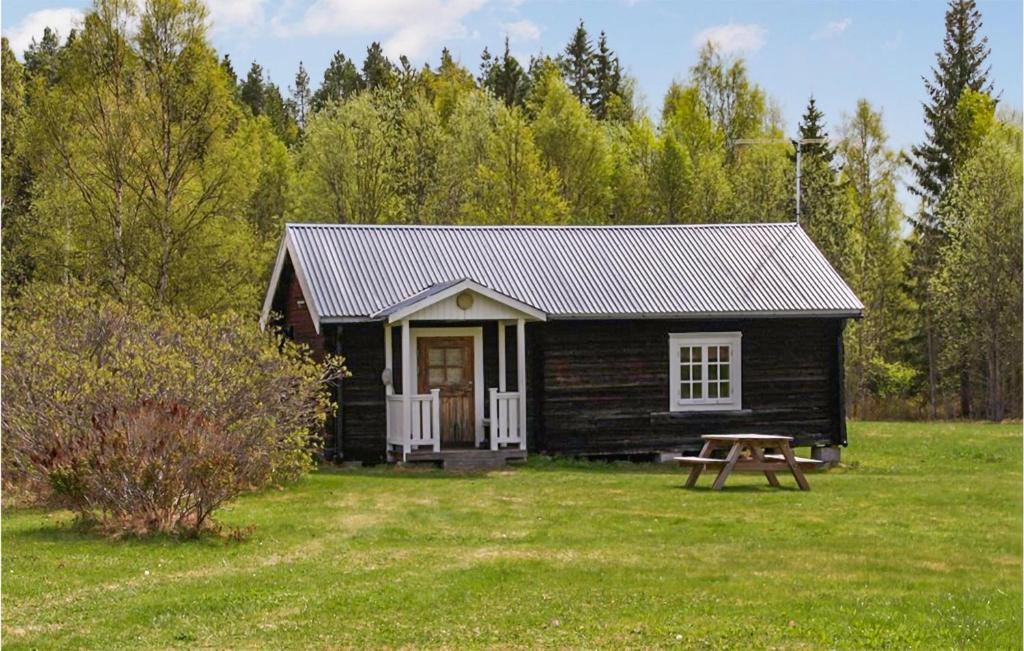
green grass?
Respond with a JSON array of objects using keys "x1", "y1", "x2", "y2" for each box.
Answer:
[{"x1": 2, "y1": 422, "x2": 1021, "y2": 649}]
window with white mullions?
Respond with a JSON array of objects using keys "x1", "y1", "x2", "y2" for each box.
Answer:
[{"x1": 669, "y1": 333, "x2": 742, "y2": 412}]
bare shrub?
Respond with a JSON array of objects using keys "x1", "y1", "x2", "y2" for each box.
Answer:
[{"x1": 2, "y1": 284, "x2": 347, "y2": 536}]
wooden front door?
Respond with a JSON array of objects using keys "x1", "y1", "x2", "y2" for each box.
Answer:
[{"x1": 417, "y1": 336, "x2": 475, "y2": 447}]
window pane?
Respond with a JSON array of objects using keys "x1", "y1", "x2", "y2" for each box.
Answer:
[
  {"x1": 428, "y1": 348, "x2": 444, "y2": 365},
  {"x1": 721, "y1": 381, "x2": 729, "y2": 397},
  {"x1": 721, "y1": 365, "x2": 729, "y2": 380},
  {"x1": 680, "y1": 365, "x2": 690, "y2": 381},
  {"x1": 680, "y1": 347, "x2": 690, "y2": 363},
  {"x1": 446, "y1": 366, "x2": 463, "y2": 383},
  {"x1": 708, "y1": 383, "x2": 718, "y2": 398},
  {"x1": 680, "y1": 383, "x2": 691, "y2": 399},
  {"x1": 709, "y1": 365, "x2": 718, "y2": 380},
  {"x1": 692, "y1": 346, "x2": 702, "y2": 362},
  {"x1": 693, "y1": 383, "x2": 703, "y2": 399},
  {"x1": 693, "y1": 365, "x2": 702, "y2": 381},
  {"x1": 446, "y1": 348, "x2": 463, "y2": 365},
  {"x1": 720, "y1": 346, "x2": 729, "y2": 362},
  {"x1": 428, "y1": 368, "x2": 444, "y2": 384},
  {"x1": 708, "y1": 346, "x2": 718, "y2": 362}
]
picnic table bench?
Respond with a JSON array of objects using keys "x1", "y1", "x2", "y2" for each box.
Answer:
[{"x1": 675, "y1": 434, "x2": 824, "y2": 491}]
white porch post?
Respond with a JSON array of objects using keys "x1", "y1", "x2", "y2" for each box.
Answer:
[
  {"x1": 498, "y1": 321, "x2": 507, "y2": 392},
  {"x1": 384, "y1": 324, "x2": 394, "y2": 396},
  {"x1": 400, "y1": 319, "x2": 412, "y2": 458},
  {"x1": 384, "y1": 324, "x2": 393, "y2": 454},
  {"x1": 516, "y1": 318, "x2": 527, "y2": 450}
]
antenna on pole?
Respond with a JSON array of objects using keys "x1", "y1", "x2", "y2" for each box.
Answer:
[{"x1": 733, "y1": 137, "x2": 829, "y2": 226}]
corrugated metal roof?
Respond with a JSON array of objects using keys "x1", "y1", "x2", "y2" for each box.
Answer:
[{"x1": 277, "y1": 223, "x2": 863, "y2": 321}]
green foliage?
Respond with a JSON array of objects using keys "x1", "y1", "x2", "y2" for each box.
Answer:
[
  {"x1": 690, "y1": 43, "x2": 767, "y2": 160},
  {"x1": 1, "y1": 37, "x2": 33, "y2": 297},
  {"x1": 362, "y1": 42, "x2": 398, "y2": 91},
  {"x1": 794, "y1": 97, "x2": 850, "y2": 275},
  {"x1": 311, "y1": 50, "x2": 363, "y2": 112},
  {"x1": 933, "y1": 113, "x2": 1023, "y2": 419},
  {"x1": 467, "y1": 105, "x2": 567, "y2": 224},
  {"x1": 606, "y1": 118, "x2": 659, "y2": 223},
  {"x1": 292, "y1": 90, "x2": 402, "y2": 223},
  {"x1": 910, "y1": 0, "x2": 993, "y2": 217},
  {"x1": 22, "y1": 0, "x2": 276, "y2": 314},
  {"x1": 560, "y1": 19, "x2": 595, "y2": 107},
  {"x1": 837, "y1": 99, "x2": 915, "y2": 416},
  {"x1": 1, "y1": 283, "x2": 347, "y2": 536},
  {"x1": 480, "y1": 39, "x2": 529, "y2": 109},
  {"x1": 529, "y1": 71, "x2": 612, "y2": 222},
  {"x1": 867, "y1": 356, "x2": 920, "y2": 398},
  {"x1": 428, "y1": 89, "x2": 497, "y2": 222},
  {"x1": 424, "y1": 48, "x2": 477, "y2": 121}
]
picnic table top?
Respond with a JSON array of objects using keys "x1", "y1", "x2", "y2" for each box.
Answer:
[{"x1": 701, "y1": 433, "x2": 793, "y2": 442}]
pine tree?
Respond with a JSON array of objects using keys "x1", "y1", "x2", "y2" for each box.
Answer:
[
  {"x1": 909, "y1": 0, "x2": 992, "y2": 418},
  {"x1": 239, "y1": 61, "x2": 265, "y2": 115},
  {"x1": 792, "y1": 96, "x2": 848, "y2": 275},
  {"x1": 560, "y1": 20, "x2": 595, "y2": 106},
  {"x1": 311, "y1": 51, "x2": 363, "y2": 112},
  {"x1": 910, "y1": 0, "x2": 993, "y2": 225},
  {"x1": 220, "y1": 54, "x2": 237, "y2": 89},
  {"x1": 592, "y1": 31, "x2": 622, "y2": 119},
  {"x1": 482, "y1": 38, "x2": 529, "y2": 108},
  {"x1": 291, "y1": 61, "x2": 311, "y2": 128},
  {"x1": 23, "y1": 26, "x2": 63, "y2": 84},
  {"x1": 362, "y1": 42, "x2": 397, "y2": 90}
]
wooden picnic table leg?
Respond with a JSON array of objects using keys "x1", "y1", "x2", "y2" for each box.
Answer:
[
  {"x1": 751, "y1": 445, "x2": 781, "y2": 487},
  {"x1": 684, "y1": 440, "x2": 715, "y2": 488},
  {"x1": 711, "y1": 442, "x2": 743, "y2": 491},
  {"x1": 779, "y1": 442, "x2": 811, "y2": 491}
]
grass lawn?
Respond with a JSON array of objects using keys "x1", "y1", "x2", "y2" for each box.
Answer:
[{"x1": 2, "y1": 421, "x2": 1021, "y2": 649}]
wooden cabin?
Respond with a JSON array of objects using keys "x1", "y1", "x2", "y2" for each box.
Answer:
[{"x1": 261, "y1": 223, "x2": 863, "y2": 467}]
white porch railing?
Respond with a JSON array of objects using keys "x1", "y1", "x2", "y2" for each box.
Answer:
[
  {"x1": 387, "y1": 389, "x2": 441, "y2": 460},
  {"x1": 489, "y1": 389, "x2": 525, "y2": 450}
]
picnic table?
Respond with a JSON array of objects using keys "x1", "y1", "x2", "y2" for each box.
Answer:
[{"x1": 674, "y1": 434, "x2": 823, "y2": 491}]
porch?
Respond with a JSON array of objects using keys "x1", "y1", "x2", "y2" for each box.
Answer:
[{"x1": 376, "y1": 279, "x2": 546, "y2": 464}]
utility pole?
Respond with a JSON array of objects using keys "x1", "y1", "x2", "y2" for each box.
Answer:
[{"x1": 734, "y1": 137, "x2": 829, "y2": 225}]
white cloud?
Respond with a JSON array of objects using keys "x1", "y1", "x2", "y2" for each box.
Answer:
[
  {"x1": 883, "y1": 31, "x2": 903, "y2": 50},
  {"x1": 692, "y1": 23, "x2": 766, "y2": 55},
  {"x1": 503, "y1": 19, "x2": 540, "y2": 43},
  {"x1": 3, "y1": 7, "x2": 84, "y2": 56},
  {"x1": 280, "y1": 0, "x2": 487, "y2": 59},
  {"x1": 205, "y1": 0, "x2": 268, "y2": 33},
  {"x1": 812, "y1": 17, "x2": 852, "y2": 40}
]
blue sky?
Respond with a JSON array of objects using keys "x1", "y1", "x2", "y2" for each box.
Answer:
[{"x1": 4, "y1": 0, "x2": 1022, "y2": 212}]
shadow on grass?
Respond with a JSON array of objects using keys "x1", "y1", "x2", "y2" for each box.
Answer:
[
  {"x1": 679, "y1": 483, "x2": 806, "y2": 493},
  {"x1": 4, "y1": 510, "x2": 251, "y2": 547},
  {"x1": 317, "y1": 464, "x2": 496, "y2": 481}
]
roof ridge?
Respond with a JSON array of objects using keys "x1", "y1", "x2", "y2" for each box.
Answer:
[{"x1": 285, "y1": 222, "x2": 799, "y2": 230}]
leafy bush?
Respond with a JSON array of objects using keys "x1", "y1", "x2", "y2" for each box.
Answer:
[
  {"x1": 2, "y1": 284, "x2": 347, "y2": 536},
  {"x1": 867, "y1": 356, "x2": 920, "y2": 400}
]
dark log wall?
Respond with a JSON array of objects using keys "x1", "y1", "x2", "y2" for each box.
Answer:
[
  {"x1": 326, "y1": 317, "x2": 845, "y2": 463},
  {"x1": 535, "y1": 318, "x2": 846, "y2": 455},
  {"x1": 337, "y1": 323, "x2": 387, "y2": 464}
]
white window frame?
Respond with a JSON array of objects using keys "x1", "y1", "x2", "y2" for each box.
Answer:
[{"x1": 668, "y1": 332, "x2": 742, "y2": 412}]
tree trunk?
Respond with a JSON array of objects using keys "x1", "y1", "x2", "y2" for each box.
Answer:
[
  {"x1": 925, "y1": 313, "x2": 938, "y2": 419},
  {"x1": 959, "y1": 355, "x2": 972, "y2": 419}
]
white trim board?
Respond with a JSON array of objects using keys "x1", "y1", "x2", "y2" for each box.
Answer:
[
  {"x1": 409, "y1": 326, "x2": 485, "y2": 445},
  {"x1": 259, "y1": 232, "x2": 322, "y2": 333},
  {"x1": 668, "y1": 331, "x2": 743, "y2": 412},
  {"x1": 375, "y1": 279, "x2": 547, "y2": 323}
]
